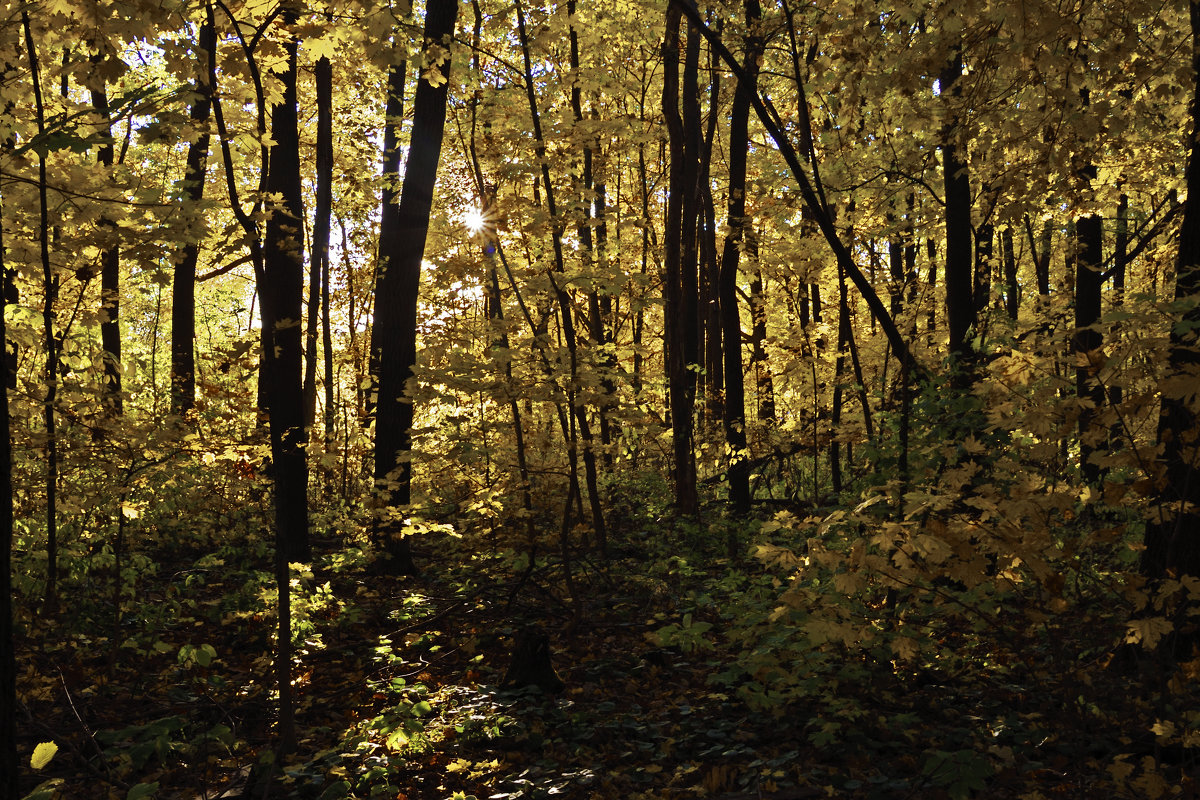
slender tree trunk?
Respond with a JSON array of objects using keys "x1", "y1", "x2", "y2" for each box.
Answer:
[
  {"x1": 566, "y1": 0, "x2": 616, "y2": 482},
  {"x1": 260, "y1": 3, "x2": 309, "y2": 754},
  {"x1": 1073, "y1": 208, "x2": 1104, "y2": 485},
  {"x1": 701, "y1": 184, "x2": 723, "y2": 420},
  {"x1": 974, "y1": 200, "x2": 993, "y2": 319},
  {"x1": 1114, "y1": 194, "x2": 1129, "y2": 302},
  {"x1": 718, "y1": 0, "x2": 761, "y2": 514},
  {"x1": 662, "y1": 7, "x2": 701, "y2": 516},
  {"x1": 171, "y1": 7, "x2": 215, "y2": 417},
  {"x1": 1025, "y1": 215, "x2": 1053, "y2": 298},
  {"x1": 372, "y1": 0, "x2": 458, "y2": 571},
  {"x1": 749, "y1": 264, "x2": 775, "y2": 423},
  {"x1": 23, "y1": 12, "x2": 58, "y2": 616},
  {"x1": 1109, "y1": 195, "x2": 1129, "y2": 413},
  {"x1": 941, "y1": 49, "x2": 975, "y2": 365},
  {"x1": 926, "y1": 238, "x2": 937, "y2": 340},
  {"x1": 304, "y1": 55, "x2": 333, "y2": 432},
  {"x1": 514, "y1": 0, "x2": 606, "y2": 555},
  {"x1": 671, "y1": 0, "x2": 915, "y2": 377},
  {"x1": 90, "y1": 79, "x2": 122, "y2": 416},
  {"x1": 0, "y1": 100, "x2": 16, "y2": 800},
  {"x1": 1002, "y1": 225, "x2": 1019, "y2": 320}
]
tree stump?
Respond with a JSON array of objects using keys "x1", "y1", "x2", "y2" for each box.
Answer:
[{"x1": 501, "y1": 626, "x2": 564, "y2": 693}]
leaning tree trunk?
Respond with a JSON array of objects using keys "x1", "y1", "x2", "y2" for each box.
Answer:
[{"x1": 371, "y1": 0, "x2": 458, "y2": 573}]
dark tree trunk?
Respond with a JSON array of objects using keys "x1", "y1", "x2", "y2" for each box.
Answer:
[
  {"x1": 718, "y1": 0, "x2": 762, "y2": 515},
  {"x1": 1073, "y1": 209, "x2": 1104, "y2": 485},
  {"x1": 304, "y1": 55, "x2": 333, "y2": 432},
  {"x1": 1114, "y1": 194, "x2": 1129, "y2": 302},
  {"x1": 372, "y1": 0, "x2": 458, "y2": 571},
  {"x1": 1002, "y1": 225, "x2": 1019, "y2": 321},
  {"x1": 259, "y1": 4, "x2": 309, "y2": 754},
  {"x1": 91, "y1": 81, "x2": 122, "y2": 415},
  {"x1": 672, "y1": 0, "x2": 915, "y2": 377},
  {"x1": 1144, "y1": 0, "x2": 1200, "y2": 580},
  {"x1": 567, "y1": 0, "x2": 616, "y2": 478},
  {"x1": 701, "y1": 184, "x2": 723, "y2": 420},
  {"x1": 749, "y1": 265, "x2": 775, "y2": 423},
  {"x1": 1025, "y1": 215, "x2": 1053, "y2": 298},
  {"x1": 261, "y1": 6, "x2": 310, "y2": 567},
  {"x1": 662, "y1": 7, "x2": 701, "y2": 516},
  {"x1": 23, "y1": 12, "x2": 58, "y2": 616},
  {"x1": 171, "y1": 9, "x2": 215, "y2": 417},
  {"x1": 0, "y1": 105, "x2": 16, "y2": 800},
  {"x1": 941, "y1": 50, "x2": 975, "y2": 364},
  {"x1": 974, "y1": 208, "x2": 993, "y2": 321},
  {"x1": 369, "y1": 57, "x2": 405, "y2": 423},
  {"x1": 926, "y1": 238, "x2": 937, "y2": 339}
]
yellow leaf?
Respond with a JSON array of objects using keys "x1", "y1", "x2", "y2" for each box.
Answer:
[
  {"x1": 31, "y1": 741, "x2": 57, "y2": 770},
  {"x1": 1150, "y1": 719, "x2": 1176, "y2": 739},
  {"x1": 891, "y1": 636, "x2": 919, "y2": 662},
  {"x1": 1125, "y1": 617, "x2": 1173, "y2": 649}
]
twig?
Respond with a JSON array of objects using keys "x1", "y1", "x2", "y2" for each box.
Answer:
[{"x1": 57, "y1": 669, "x2": 113, "y2": 772}]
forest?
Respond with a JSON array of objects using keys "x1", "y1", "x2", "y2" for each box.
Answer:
[{"x1": 2, "y1": 0, "x2": 1200, "y2": 796}]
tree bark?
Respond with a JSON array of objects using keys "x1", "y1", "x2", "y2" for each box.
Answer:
[
  {"x1": 261, "y1": 5, "x2": 310, "y2": 567},
  {"x1": 304, "y1": 55, "x2": 333, "y2": 433},
  {"x1": 171, "y1": 7, "x2": 215, "y2": 417},
  {"x1": 718, "y1": 0, "x2": 761, "y2": 515},
  {"x1": 1001, "y1": 225, "x2": 1018, "y2": 321},
  {"x1": 0, "y1": 92, "x2": 16, "y2": 800},
  {"x1": 941, "y1": 49, "x2": 975, "y2": 364},
  {"x1": 662, "y1": 7, "x2": 701, "y2": 516},
  {"x1": 1144, "y1": 0, "x2": 1200, "y2": 580},
  {"x1": 1073, "y1": 209, "x2": 1104, "y2": 485},
  {"x1": 371, "y1": 0, "x2": 458, "y2": 572},
  {"x1": 91, "y1": 79, "x2": 122, "y2": 416}
]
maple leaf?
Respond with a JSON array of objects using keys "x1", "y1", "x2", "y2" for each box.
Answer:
[{"x1": 1125, "y1": 617, "x2": 1173, "y2": 649}]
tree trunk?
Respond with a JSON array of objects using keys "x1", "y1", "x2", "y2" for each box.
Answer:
[
  {"x1": 514, "y1": 0, "x2": 606, "y2": 556},
  {"x1": 372, "y1": 0, "x2": 458, "y2": 571},
  {"x1": 23, "y1": 12, "x2": 58, "y2": 616},
  {"x1": 171, "y1": 8, "x2": 215, "y2": 417},
  {"x1": 1144, "y1": 0, "x2": 1200, "y2": 580},
  {"x1": 90, "y1": 79, "x2": 122, "y2": 416},
  {"x1": 304, "y1": 55, "x2": 333, "y2": 432},
  {"x1": 662, "y1": 6, "x2": 701, "y2": 516},
  {"x1": 261, "y1": 6, "x2": 310, "y2": 567},
  {"x1": 749, "y1": 264, "x2": 775, "y2": 424},
  {"x1": 718, "y1": 0, "x2": 761, "y2": 515},
  {"x1": 259, "y1": 3, "x2": 309, "y2": 754},
  {"x1": 941, "y1": 49, "x2": 974, "y2": 365},
  {"x1": 1002, "y1": 225, "x2": 1018, "y2": 320},
  {"x1": 1073, "y1": 209, "x2": 1104, "y2": 485},
  {"x1": 0, "y1": 101, "x2": 16, "y2": 800}
]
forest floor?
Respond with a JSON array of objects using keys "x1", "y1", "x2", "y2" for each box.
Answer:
[{"x1": 14, "y1": 519, "x2": 1199, "y2": 800}]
